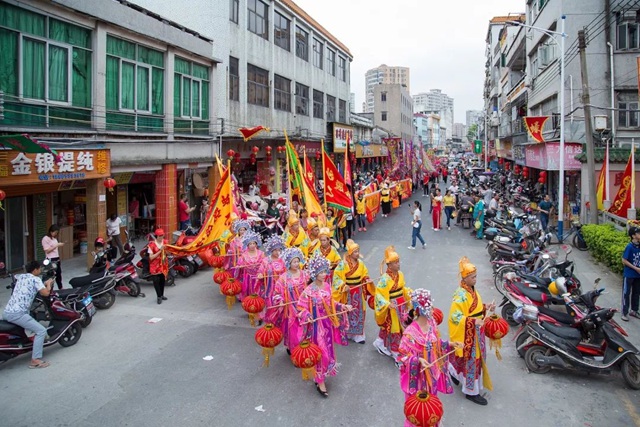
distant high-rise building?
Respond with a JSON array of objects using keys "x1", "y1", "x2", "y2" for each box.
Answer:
[
  {"x1": 453, "y1": 123, "x2": 466, "y2": 140},
  {"x1": 466, "y1": 110, "x2": 483, "y2": 127},
  {"x1": 350, "y1": 92, "x2": 356, "y2": 113},
  {"x1": 413, "y1": 89, "x2": 454, "y2": 140},
  {"x1": 373, "y1": 84, "x2": 413, "y2": 142},
  {"x1": 364, "y1": 64, "x2": 410, "y2": 113}
]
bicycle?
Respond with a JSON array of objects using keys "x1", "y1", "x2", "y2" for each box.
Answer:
[{"x1": 547, "y1": 221, "x2": 587, "y2": 251}]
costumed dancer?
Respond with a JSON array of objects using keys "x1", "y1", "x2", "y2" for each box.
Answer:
[
  {"x1": 399, "y1": 289, "x2": 460, "y2": 427},
  {"x1": 297, "y1": 254, "x2": 352, "y2": 397},
  {"x1": 332, "y1": 239, "x2": 371, "y2": 344},
  {"x1": 380, "y1": 184, "x2": 391, "y2": 217},
  {"x1": 306, "y1": 217, "x2": 321, "y2": 257},
  {"x1": 448, "y1": 257, "x2": 496, "y2": 406},
  {"x1": 227, "y1": 219, "x2": 251, "y2": 279},
  {"x1": 218, "y1": 212, "x2": 238, "y2": 257},
  {"x1": 373, "y1": 245, "x2": 412, "y2": 365},
  {"x1": 258, "y1": 235, "x2": 287, "y2": 323},
  {"x1": 237, "y1": 230, "x2": 266, "y2": 300},
  {"x1": 314, "y1": 227, "x2": 341, "y2": 272},
  {"x1": 282, "y1": 211, "x2": 310, "y2": 257},
  {"x1": 272, "y1": 247, "x2": 308, "y2": 353}
]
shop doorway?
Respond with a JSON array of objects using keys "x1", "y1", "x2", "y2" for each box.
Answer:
[{"x1": 1, "y1": 197, "x2": 27, "y2": 271}]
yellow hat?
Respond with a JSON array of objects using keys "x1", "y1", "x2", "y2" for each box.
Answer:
[
  {"x1": 384, "y1": 245, "x2": 399, "y2": 264},
  {"x1": 346, "y1": 239, "x2": 359, "y2": 255},
  {"x1": 287, "y1": 210, "x2": 299, "y2": 227},
  {"x1": 319, "y1": 227, "x2": 332, "y2": 238},
  {"x1": 459, "y1": 256, "x2": 477, "y2": 279},
  {"x1": 307, "y1": 217, "x2": 318, "y2": 231},
  {"x1": 230, "y1": 212, "x2": 238, "y2": 221}
]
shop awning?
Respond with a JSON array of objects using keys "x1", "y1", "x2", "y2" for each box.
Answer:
[{"x1": 0, "y1": 134, "x2": 58, "y2": 156}]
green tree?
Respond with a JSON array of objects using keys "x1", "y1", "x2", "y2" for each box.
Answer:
[{"x1": 467, "y1": 124, "x2": 478, "y2": 143}]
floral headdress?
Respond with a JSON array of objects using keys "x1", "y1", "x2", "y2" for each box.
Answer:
[
  {"x1": 241, "y1": 230, "x2": 262, "y2": 249},
  {"x1": 306, "y1": 254, "x2": 330, "y2": 280},
  {"x1": 263, "y1": 234, "x2": 285, "y2": 254},
  {"x1": 282, "y1": 247, "x2": 304, "y2": 269},
  {"x1": 233, "y1": 219, "x2": 251, "y2": 234},
  {"x1": 411, "y1": 288, "x2": 433, "y2": 318}
]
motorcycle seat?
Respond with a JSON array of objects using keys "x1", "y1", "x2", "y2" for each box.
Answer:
[
  {"x1": 69, "y1": 272, "x2": 108, "y2": 288},
  {"x1": 55, "y1": 288, "x2": 85, "y2": 298},
  {"x1": 520, "y1": 273, "x2": 552, "y2": 286},
  {"x1": 495, "y1": 242, "x2": 522, "y2": 251},
  {"x1": 540, "y1": 321, "x2": 582, "y2": 342},
  {"x1": 0, "y1": 320, "x2": 23, "y2": 333},
  {"x1": 512, "y1": 281, "x2": 548, "y2": 303},
  {"x1": 538, "y1": 306, "x2": 576, "y2": 325}
]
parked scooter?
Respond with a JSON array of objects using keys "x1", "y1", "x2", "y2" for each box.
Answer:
[{"x1": 90, "y1": 237, "x2": 141, "y2": 298}]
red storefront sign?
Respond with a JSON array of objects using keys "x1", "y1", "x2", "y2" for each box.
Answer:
[{"x1": 524, "y1": 143, "x2": 582, "y2": 170}]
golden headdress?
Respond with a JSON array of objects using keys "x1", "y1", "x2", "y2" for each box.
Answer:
[
  {"x1": 459, "y1": 256, "x2": 477, "y2": 279},
  {"x1": 379, "y1": 245, "x2": 400, "y2": 274},
  {"x1": 318, "y1": 227, "x2": 332, "y2": 238},
  {"x1": 307, "y1": 217, "x2": 318, "y2": 232},
  {"x1": 346, "y1": 239, "x2": 359, "y2": 255},
  {"x1": 287, "y1": 210, "x2": 299, "y2": 227}
]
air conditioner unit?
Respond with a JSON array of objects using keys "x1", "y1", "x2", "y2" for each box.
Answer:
[
  {"x1": 524, "y1": 75, "x2": 532, "y2": 87},
  {"x1": 490, "y1": 117, "x2": 500, "y2": 127}
]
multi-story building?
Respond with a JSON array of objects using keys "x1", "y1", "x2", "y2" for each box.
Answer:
[
  {"x1": 364, "y1": 64, "x2": 410, "y2": 113},
  {"x1": 350, "y1": 113, "x2": 388, "y2": 170},
  {"x1": 131, "y1": 0, "x2": 353, "y2": 193},
  {"x1": 453, "y1": 123, "x2": 467, "y2": 141},
  {"x1": 413, "y1": 89, "x2": 454, "y2": 140},
  {"x1": 414, "y1": 113, "x2": 442, "y2": 148},
  {"x1": 372, "y1": 84, "x2": 413, "y2": 142},
  {"x1": 350, "y1": 92, "x2": 356, "y2": 112},
  {"x1": 466, "y1": 110, "x2": 483, "y2": 128},
  {"x1": 0, "y1": 0, "x2": 218, "y2": 270}
]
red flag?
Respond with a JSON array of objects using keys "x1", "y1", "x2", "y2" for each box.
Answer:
[
  {"x1": 344, "y1": 134, "x2": 352, "y2": 188},
  {"x1": 609, "y1": 152, "x2": 633, "y2": 216},
  {"x1": 238, "y1": 126, "x2": 270, "y2": 141},
  {"x1": 323, "y1": 146, "x2": 353, "y2": 212},
  {"x1": 523, "y1": 117, "x2": 549, "y2": 143},
  {"x1": 303, "y1": 150, "x2": 319, "y2": 201}
]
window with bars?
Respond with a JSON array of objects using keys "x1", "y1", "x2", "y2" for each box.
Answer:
[
  {"x1": 274, "y1": 12, "x2": 290, "y2": 51},
  {"x1": 174, "y1": 56, "x2": 209, "y2": 119},
  {"x1": 338, "y1": 99, "x2": 346, "y2": 123},
  {"x1": 274, "y1": 74, "x2": 291, "y2": 111},
  {"x1": 229, "y1": 56, "x2": 239, "y2": 101},
  {"x1": 338, "y1": 56, "x2": 346, "y2": 81},
  {"x1": 247, "y1": 63, "x2": 269, "y2": 107},
  {"x1": 313, "y1": 38, "x2": 323, "y2": 69},
  {"x1": 247, "y1": 0, "x2": 268, "y2": 40},
  {"x1": 295, "y1": 82, "x2": 309, "y2": 115},
  {"x1": 313, "y1": 89, "x2": 324, "y2": 119},
  {"x1": 230, "y1": 0, "x2": 239, "y2": 24},
  {"x1": 326, "y1": 48, "x2": 336, "y2": 76},
  {"x1": 295, "y1": 26, "x2": 308, "y2": 61},
  {"x1": 326, "y1": 94, "x2": 336, "y2": 121}
]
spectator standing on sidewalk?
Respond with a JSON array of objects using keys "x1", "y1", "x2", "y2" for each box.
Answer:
[
  {"x1": 41, "y1": 225, "x2": 64, "y2": 290},
  {"x1": 536, "y1": 195, "x2": 553, "y2": 232},
  {"x1": 620, "y1": 226, "x2": 640, "y2": 321},
  {"x1": 106, "y1": 213, "x2": 125, "y2": 258}
]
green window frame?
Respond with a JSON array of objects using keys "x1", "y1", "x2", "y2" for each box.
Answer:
[{"x1": 174, "y1": 56, "x2": 209, "y2": 120}]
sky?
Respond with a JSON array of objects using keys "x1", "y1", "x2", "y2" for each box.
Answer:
[{"x1": 295, "y1": 0, "x2": 525, "y2": 125}]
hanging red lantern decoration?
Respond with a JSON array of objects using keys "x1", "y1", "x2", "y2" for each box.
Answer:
[
  {"x1": 290, "y1": 340, "x2": 322, "y2": 381},
  {"x1": 0, "y1": 189, "x2": 5, "y2": 210},
  {"x1": 255, "y1": 323, "x2": 283, "y2": 367},
  {"x1": 539, "y1": 170, "x2": 547, "y2": 179},
  {"x1": 250, "y1": 153, "x2": 257, "y2": 165},
  {"x1": 220, "y1": 278, "x2": 241, "y2": 309},
  {"x1": 484, "y1": 314, "x2": 509, "y2": 360},
  {"x1": 522, "y1": 167, "x2": 529, "y2": 178},
  {"x1": 210, "y1": 255, "x2": 226, "y2": 270},
  {"x1": 265, "y1": 146, "x2": 272, "y2": 154},
  {"x1": 241, "y1": 294, "x2": 266, "y2": 326},
  {"x1": 266, "y1": 154, "x2": 272, "y2": 162},
  {"x1": 252, "y1": 146, "x2": 260, "y2": 154},
  {"x1": 213, "y1": 269, "x2": 230, "y2": 285},
  {"x1": 277, "y1": 146, "x2": 285, "y2": 153},
  {"x1": 315, "y1": 151, "x2": 321, "y2": 161},
  {"x1": 504, "y1": 162, "x2": 511, "y2": 171},
  {"x1": 404, "y1": 391, "x2": 444, "y2": 427},
  {"x1": 103, "y1": 177, "x2": 116, "y2": 193},
  {"x1": 432, "y1": 307, "x2": 444, "y2": 326},
  {"x1": 498, "y1": 157, "x2": 504, "y2": 165},
  {"x1": 226, "y1": 149, "x2": 235, "y2": 158},
  {"x1": 234, "y1": 152, "x2": 241, "y2": 164},
  {"x1": 538, "y1": 176, "x2": 545, "y2": 184}
]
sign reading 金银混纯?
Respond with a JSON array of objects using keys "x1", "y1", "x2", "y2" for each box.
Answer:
[{"x1": 0, "y1": 149, "x2": 111, "y2": 185}]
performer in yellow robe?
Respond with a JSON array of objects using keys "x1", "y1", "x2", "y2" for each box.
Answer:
[
  {"x1": 306, "y1": 217, "x2": 321, "y2": 258},
  {"x1": 313, "y1": 227, "x2": 341, "y2": 270},
  {"x1": 217, "y1": 212, "x2": 238, "y2": 256},
  {"x1": 332, "y1": 239, "x2": 371, "y2": 344},
  {"x1": 448, "y1": 256, "x2": 496, "y2": 406},
  {"x1": 373, "y1": 246, "x2": 412, "y2": 364},
  {"x1": 282, "y1": 211, "x2": 310, "y2": 258}
]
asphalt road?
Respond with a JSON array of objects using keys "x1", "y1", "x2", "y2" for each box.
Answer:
[{"x1": 1, "y1": 192, "x2": 640, "y2": 427}]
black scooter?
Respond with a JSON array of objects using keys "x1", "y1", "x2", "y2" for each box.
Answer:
[{"x1": 522, "y1": 307, "x2": 640, "y2": 389}]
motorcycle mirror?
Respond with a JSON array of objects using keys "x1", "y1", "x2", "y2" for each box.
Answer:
[{"x1": 42, "y1": 259, "x2": 51, "y2": 267}]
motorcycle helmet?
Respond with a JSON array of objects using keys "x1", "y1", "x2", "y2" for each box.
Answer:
[
  {"x1": 548, "y1": 277, "x2": 567, "y2": 296},
  {"x1": 95, "y1": 237, "x2": 105, "y2": 247}
]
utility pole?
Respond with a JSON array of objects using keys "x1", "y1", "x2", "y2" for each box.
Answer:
[{"x1": 578, "y1": 30, "x2": 599, "y2": 225}]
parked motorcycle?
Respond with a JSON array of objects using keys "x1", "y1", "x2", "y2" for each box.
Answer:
[{"x1": 69, "y1": 270, "x2": 118, "y2": 310}]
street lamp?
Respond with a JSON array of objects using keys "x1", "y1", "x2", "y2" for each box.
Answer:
[{"x1": 507, "y1": 15, "x2": 567, "y2": 241}]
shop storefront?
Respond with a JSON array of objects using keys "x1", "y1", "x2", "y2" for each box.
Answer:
[
  {"x1": 355, "y1": 143, "x2": 389, "y2": 171},
  {"x1": 0, "y1": 149, "x2": 111, "y2": 273}
]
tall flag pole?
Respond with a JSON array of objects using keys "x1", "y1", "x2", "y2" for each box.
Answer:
[
  {"x1": 344, "y1": 133, "x2": 352, "y2": 188},
  {"x1": 632, "y1": 138, "x2": 636, "y2": 211},
  {"x1": 321, "y1": 139, "x2": 327, "y2": 208}
]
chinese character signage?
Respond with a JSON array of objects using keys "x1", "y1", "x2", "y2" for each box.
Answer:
[
  {"x1": 524, "y1": 143, "x2": 582, "y2": 171},
  {"x1": 0, "y1": 149, "x2": 111, "y2": 185},
  {"x1": 332, "y1": 124, "x2": 354, "y2": 153}
]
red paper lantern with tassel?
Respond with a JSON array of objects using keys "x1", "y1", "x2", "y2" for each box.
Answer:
[
  {"x1": 404, "y1": 391, "x2": 444, "y2": 427},
  {"x1": 539, "y1": 170, "x2": 547, "y2": 179},
  {"x1": 226, "y1": 149, "x2": 235, "y2": 158},
  {"x1": 432, "y1": 307, "x2": 443, "y2": 326},
  {"x1": 254, "y1": 323, "x2": 283, "y2": 367},
  {"x1": 315, "y1": 151, "x2": 321, "y2": 161},
  {"x1": 367, "y1": 295, "x2": 375, "y2": 310},
  {"x1": 213, "y1": 269, "x2": 230, "y2": 285},
  {"x1": 265, "y1": 146, "x2": 272, "y2": 154},
  {"x1": 210, "y1": 255, "x2": 225, "y2": 269},
  {"x1": 266, "y1": 154, "x2": 272, "y2": 161},
  {"x1": 220, "y1": 277, "x2": 241, "y2": 309},
  {"x1": 251, "y1": 146, "x2": 260, "y2": 154},
  {"x1": 484, "y1": 314, "x2": 509, "y2": 360},
  {"x1": 290, "y1": 340, "x2": 322, "y2": 381},
  {"x1": 250, "y1": 153, "x2": 257, "y2": 165},
  {"x1": 241, "y1": 294, "x2": 266, "y2": 326},
  {"x1": 0, "y1": 189, "x2": 5, "y2": 210},
  {"x1": 103, "y1": 177, "x2": 116, "y2": 193}
]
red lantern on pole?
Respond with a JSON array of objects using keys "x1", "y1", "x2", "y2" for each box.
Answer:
[
  {"x1": 498, "y1": 157, "x2": 504, "y2": 165},
  {"x1": 241, "y1": 294, "x2": 266, "y2": 326},
  {"x1": 484, "y1": 314, "x2": 509, "y2": 360},
  {"x1": 404, "y1": 391, "x2": 444, "y2": 427},
  {"x1": 252, "y1": 146, "x2": 260, "y2": 154},
  {"x1": 103, "y1": 177, "x2": 116, "y2": 193},
  {"x1": 538, "y1": 176, "x2": 545, "y2": 184},
  {"x1": 226, "y1": 149, "x2": 235, "y2": 158},
  {"x1": 220, "y1": 278, "x2": 241, "y2": 309},
  {"x1": 255, "y1": 323, "x2": 283, "y2": 367},
  {"x1": 290, "y1": 340, "x2": 322, "y2": 381}
]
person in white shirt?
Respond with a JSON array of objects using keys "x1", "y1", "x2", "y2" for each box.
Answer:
[
  {"x1": 106, "y1": 214, "x2": 124, "y2": 258},
  {"x1": 41, "y1": 225, "x2": 64, "y2": 289},
  {"x1": 408, "y1": 201, "x2": 427, "y2": 249}
]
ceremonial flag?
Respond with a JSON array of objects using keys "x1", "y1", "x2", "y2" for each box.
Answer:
[
  {"x1": 165, "y1": 166, "x2": 233, "y2": 256},
  {"x1": 284, "y1": 132, "x2": 304, "y2": 203},
  {"x1": 524, "y1": 117, "x2": 549, "y2": 143},
  {"x1": 238, "y1": 125, "x2": 270, "y2": 141},
  {"x1": 596, "y1": 146, "x2": 608, "y2": 210},
  {"x1": 284, "y1": 132, "x2": 325, "y2": 223},
  {"x1": 609, "y1": 151, "x2": 634, "y2": 216},
  {"x1": 322, "y1": 143, "x2": 353, "y2": 212},
  {"x1": 344, "y1": 134, "x2": 352, "y2": 188}
]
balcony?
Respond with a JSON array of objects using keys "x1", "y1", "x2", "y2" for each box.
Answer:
[{"x1": 512, "y1": 118, "x2": 525, "y2": 135}]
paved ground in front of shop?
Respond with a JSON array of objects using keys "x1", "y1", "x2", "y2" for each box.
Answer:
[{"x1": 1, "y1": 194, "x2": 639, "y2": 427}]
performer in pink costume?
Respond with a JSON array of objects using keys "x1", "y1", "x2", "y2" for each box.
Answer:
[
  {"x1": 227, "y1": 219, "x2": 251, "y2": 280},
  {"x1": 259, "y1": 235, "x2": 287, "y2": 324},
  {"x1": 237, "y1": 230, "x2": 266, "y2": 300}
]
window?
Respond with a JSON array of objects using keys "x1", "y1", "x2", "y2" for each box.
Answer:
[
  {"x1": 313, "y1": 89, "x2": 324, "y2": 119},
  {"x1": 274, "y1": 74, "x2": 291, "y2": 111},
  {"x1": 618, "y1": 22, "x2": 639, "y2": 50},
  {"x1": 381, "y1": 111, "x2": 387, "y2": 121},
  {"x1": 338, "y1": 99, "x2": 346, "y2": 123},
  {"x1": 618, "y1": 93, "x2": 639, "y2": 128},
  {"x1": 295, "y1": 82, "x2": 309, "y2": 115},
  {"x1": 247, "y1": 0, "x2": 268, "y2": 39},
  {"x1": 107, "y1": 36, "x2": 164, "y2": 114},
  {"x1": 313, "y1": 38, "x2": 323, "y2": 69},
  {"x1": 229, "y1": 56, "x2": 239, "y2": 101},
  {"x1": 174, "y1": 56, "x2": 209, "y2": 120},
  {"x1": 326, "y1": 95, "x2": 336, "y2": 121},
  {"x1": 326, "y1": 48, "x2": 336, "y2": 76},
  {"x1": 274, "y1": 12, "x2": 290, "y2": 51},
  {"x1": 381, "y1": 92, "x2": 387, "y2": 102},
  {"x1": 247, "y1": 64, "x2": 269, "y2": 107},
  {"x1": 338, "y1": 56, "x2": 346, "y2": 82},
  {"x1": 295, "y1": 26, "x2": 308, "y2": 61},
  {"x1": 230, "y1": 0, "x2": 239, "y2": 24}
]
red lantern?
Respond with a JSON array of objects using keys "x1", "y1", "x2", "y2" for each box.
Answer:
[
  {"x1": 265, "y1": 146, "x2": 272, "y2": 154},
  {"x1": 255, "y1": 323, "x2": 283, "y2": 367},
  {"x1": 504, "y1": 162, "x2": 511, "y2": 171},
  {"x1": 252, "y1": 146, "x2": 260, "y2": 154},
  {"x1": 213, "y1": 269, "x2": 230, "y2": 285},
  {"x1": 498, "y1": 157, "x2": 504, "y2": 165},
  {"x1": 241, "y1": 294, "x2": 266, "y2": 326},
  {"x1": 315, "y1": 151, "x2": 321, "y2": 161},
  {"x1": 522, "y1": 167, "x2": 529, "y2": 178},
  {"x1": 226, "y1": 149, "x2": 235, "y2": 158},
  {"x1": 484, "y1": 314, "x2": 509, "y2": 360},
  {"x1": 432, "y1": 307, "x2": 443, "y2": 326},
  {"x1": 266, "y1": 154, "x2": 272, "y2": 162},
  {"x1": 234, "y1": 152, "x2": 241, "y2": 164},
  {"x1": 538, "y1": 177, "x2": 545, "y2": 183},
  {"x1": 367, "y1": 295, "x2": 375, "y2": 310},
  {"x1": 250, "y1": 153, "x2": 257, "y2": 165},
  {"x1": 103, "y1": 177, "x2": 116, "y2": 193},
  {"x1": 277, "y1": 146, "x2": 285, "y2": 153},
  {"x1": 0, "y1": 189, "x2": 5, "y2": 201},
  {"x1": 211, "y1": 255, "x2": 225, "y2": 269},
  {"x1": 290, "y1": 340, "x2": 322, "y2": 381},
  {"x1": 539, "y1": 170, "x2": 547, "y2": 179},
  {"x1": 404, "y1": 391, "x2": 444, "y2": 427},
  {"x1": 220, "y1": 278, "x2": 241, "y2": 309}
]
